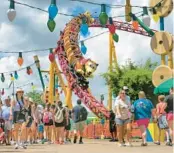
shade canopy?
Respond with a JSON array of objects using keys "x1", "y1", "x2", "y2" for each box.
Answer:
[{"x1": 154, "y1": 78, "x2": 174, "y2": 95}]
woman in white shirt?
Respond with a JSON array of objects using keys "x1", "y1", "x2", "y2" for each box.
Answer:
[{"x1": 115, "y1": 90, "x2": 132, "y2": 147}]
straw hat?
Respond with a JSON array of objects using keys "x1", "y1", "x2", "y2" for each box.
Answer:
[
  {"x1": 29, "y1": 98, "x2": 34, "y2": 103},
  {"x1": 16, "y1": 88, "x2": 24, "y2": 93}
]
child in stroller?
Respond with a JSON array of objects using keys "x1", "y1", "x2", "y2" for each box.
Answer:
[{"x1": 0, "y1": 118, "x2": 5, "y2": 144}]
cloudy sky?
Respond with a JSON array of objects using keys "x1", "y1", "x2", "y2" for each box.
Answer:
[{"x1": 0, "y1": 0, "x2": 173, "y2": 105}]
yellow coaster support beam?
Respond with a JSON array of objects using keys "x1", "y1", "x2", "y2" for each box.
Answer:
[
  {"x1": 108, "y1": 33, "x2": 114, "y2": 110},
  {"x1": 65, "y1": 84, "x2": 73, "y2": 109},
  {"x1": 48, "y1": 61, "x2": 54, "y2": 104},
  {"x1": 53, "y1": 61, "x2": 67, "y2": 96}
]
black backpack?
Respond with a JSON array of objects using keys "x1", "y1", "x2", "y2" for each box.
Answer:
[{"x1": 79, "y1": 106, "x2": 88, "y2": 121}]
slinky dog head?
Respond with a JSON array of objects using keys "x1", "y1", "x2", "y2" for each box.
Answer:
[
  {"x1": 84, "y1": 59, "x2": 98, "y2": 77},
  {"x1": 79, "y1": 11, "x2": 95, "y2": 25}
]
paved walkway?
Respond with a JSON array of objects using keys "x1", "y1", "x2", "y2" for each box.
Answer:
[{"x1": 0, "y1": 140, "x2": 173, "y2": 153}]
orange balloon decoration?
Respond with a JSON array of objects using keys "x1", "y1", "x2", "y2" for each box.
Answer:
[{"x1": 132, "y1": 21, "x2": 139, "y2": 30}]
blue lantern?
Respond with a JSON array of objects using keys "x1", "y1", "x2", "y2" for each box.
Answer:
[
  {"x1": 14, "y1": 71, "x2": 18, "y2": 80},
  {"x1": 80, "y1": 18, "x2": 88, "y2": 36},
  {"x1": 48, "y1": 0, "x2": 58, "y2": 19},
  {"x1": 80, "y1": 41, "x2": 87, "y2": 55}
]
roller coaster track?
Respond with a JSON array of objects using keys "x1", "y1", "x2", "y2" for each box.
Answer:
[{"x1": 55, "y1": 19, "x2": 157, "y2": 119}]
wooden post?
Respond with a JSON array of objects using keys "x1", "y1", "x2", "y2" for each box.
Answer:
[{"x1": 48, "y1": 61, "x2": 54, "y2": 104}]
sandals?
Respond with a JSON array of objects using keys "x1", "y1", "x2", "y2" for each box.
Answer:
[{"x1": 141, "y1": 143, "x2": 148, "y2": 146}]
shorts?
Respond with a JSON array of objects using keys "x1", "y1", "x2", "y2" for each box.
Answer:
[
  {"x1": 136, "y1": 118, "x2": 149, "y2": 128},
  {"x1": 109, "y1": 121, "x2": 116, "y2": 133},
  {"x1": 115, "y1": 118, "x2": 130, "y2": 125},
  {"x1": 55, "y1": 121, "x2": 65, "y2": 127},
  {"x1": 4, "y1": 120, "x2": 12, "y2": 131},
  {"x1": 44, "y1": 119, "x2": 53, "y2": 126},
  {"x1": 13, "y1": 111, "x2": 26, "y2": 123},
  {"x1": 167, "y1": 112, "x2": 174, "y2": 121},
  {"x1": 74, "y1": 121, "x2": 85, "y2": 132},
  {"x1": 157, "y1": 115, "x2": 168, "y2": 129}
]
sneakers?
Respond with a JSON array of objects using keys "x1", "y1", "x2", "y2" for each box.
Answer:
[
  {"x1": 125, "y1": 143, "x2": 133, "y2": 147},
  {"x1": 141, "y1": 143, "x2": 148, "y2": 146},
  {"x1": 15, "y1": 144, "x2": 19, "y2": 149},
  {"x1": 154, "y1": 142, "x2": 160, "y2": 145},
  {"x1": 166, "y1": 142, "x2": 173, "y2": 146},
  {"x1": 79, "y1": 141, "x2": 84, "y2": 144},
  {"x1": 19, "y1": 144, "x2": 27, "y2": 149},
  {"x1": 118, "y1": 143, "x2": 125, "y2": 147}
]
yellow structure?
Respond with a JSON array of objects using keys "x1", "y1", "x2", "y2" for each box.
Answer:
[
  {"x1": 40, "y1": 56, "x2": 72, "y2": 108},
  {"x1": 108, "y1": 33, "x2": 117, "y2": 110}
]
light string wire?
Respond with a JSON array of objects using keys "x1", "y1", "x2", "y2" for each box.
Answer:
[
  {"x1": 70, "y1": 0, "x2": 166, "y2": 9},
  {"x1": 0, "y1": 63, "x2": 35, "y2": 74}
]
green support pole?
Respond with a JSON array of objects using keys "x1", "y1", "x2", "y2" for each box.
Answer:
[
  {"x1": 54, "y1": 73, "x2": 56, "y2": 97},
  {"x1": 129, "y1": 13, "x2": 155, "y2": 36},
  {"x1": 34, "y1": 56, "x2": 45, "y2": 91}
]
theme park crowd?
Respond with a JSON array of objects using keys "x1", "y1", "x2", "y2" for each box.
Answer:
[{"x1": 0, "y1": 87, "x2": 173, "y2": 150}]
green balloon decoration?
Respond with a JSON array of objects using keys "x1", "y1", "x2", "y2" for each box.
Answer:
[
  {"x1": 99, "y1": 4, "x2": 108, "y2": 26},
  {"x1": 112, "y1": 33, "x2": 119, "y2": 42},
  {"x1": 47, "y1": 19, "x2": 56, "y2": 32}
]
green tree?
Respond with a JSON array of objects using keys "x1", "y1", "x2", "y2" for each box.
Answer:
[
  {"x1": 26, "y1": 91, "x2": 44, "y2": 105},
  {"x1": 103, "y1": 58, "x2": 158, "y2": 104}
]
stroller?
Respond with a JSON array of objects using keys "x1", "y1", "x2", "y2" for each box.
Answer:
[{"x1": 0, "y1": 118, "x2": 5, "y2": 144}]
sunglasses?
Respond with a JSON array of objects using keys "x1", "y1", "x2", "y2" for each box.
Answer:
[{"x1": 121, "y1": 93, "x2": 126, "y2": 95}]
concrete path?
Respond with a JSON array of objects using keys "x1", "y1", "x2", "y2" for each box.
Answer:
[{"x1": 0, "y1": 140, "x2": 173, "y2": 153}]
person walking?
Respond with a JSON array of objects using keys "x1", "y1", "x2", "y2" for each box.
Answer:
[
  {"x1": 115, "y1": 90, "x2": 132, "y2": 147},
  {"x1": 43, "y1": 103, "x2": 53, "y2": 144},
  {"x1": 131, "y1": 91, "x2": 154, "y2": 146},
  {"x1": 72, "y1": 99, "x2": 88, "y2": 144},
  {"x1": 54, "y1": 101, "x2": 67, "y2": 145},
  {"x1": 165, "y1": 87, "x2": 174, "y2": 146},
  {"x1": 11, "y1": 89, "x2": 26, "y2": 149},
  {"x1": 1, "y1": 97, "x2": 13, "y2": 145},
  {"x1": 154, "y1": 95, "x2": 170, "y2": 145},
  {"x1": 109, "y1": 110, "x2": 117, "y2": 142}
]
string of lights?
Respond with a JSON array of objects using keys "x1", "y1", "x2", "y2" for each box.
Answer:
[
  {"x1": 0, "y1": 48, "x2": 51, "y2": 54},
  {"x1": 0, "y1": 82, "x2": 34, "y2": 90},
  {"x1": 70, "y1": 0, "x2": 166, "y2": 9},
  {"x1": 0, "y1": 63, "x2": 35, "y2": 74}
]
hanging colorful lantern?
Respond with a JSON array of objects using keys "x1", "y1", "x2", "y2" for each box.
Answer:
[
  {"x1": 26, "y1": 67, "x2": 31, "y2": 75},
  {"x1": 132, "y1": 14, "x2": 139, "y2": 30},
  {"x1": 14, "y1": 71, "x2": 18, "y2": 80},
  {"x1": 47, "y1": 19, "x2": 56, "y2": 32},
  {"x1": 142, "y1": 7, "x2": 151, "y2": 27},
  {"x1": 10, "y1": 74, "x2": 14, "y2": 81},
  {"x1": 80, "y1": 18, "x2": 89, "y2": 36},
  {"x1": 152, "y1": 8, "x2": 159, "y2": 23},
  {"x1": 7, "y1": 0, "x2": 16, "y2": 22},
  {"x1": 17, "y1": 52, "x2": 23, "y2": 66},
  {"x1": 99, "y1": 4, "x2": 108, "y2": 26},
  {"x1": 1, "y1": 73, "x2": 5, "y2": 83},
  {"x1": 80, "y1": 41, "x2": 87, "y2": 55},
  {"x1": 49, "y1": 48, "x2": 55, "y2": 62},
  {"x1": 29, "y1": 67, "x2": 33, "y2": 74},
  {"x1": 48, "y1": 0, "x2": 58, "y2": 20},
  {"x1": 1, "y1": 89, "x2": 5, "y2": 95},
  {"x1": 108, "y1": 17, "x2": 116, "y2": 34},
  {"x1": 112, "y1": 33, "x2": 119, "y2": 42}
]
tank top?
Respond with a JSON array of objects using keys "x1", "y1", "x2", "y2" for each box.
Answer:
[
  {"x1": 156, "y1": 102, "x2": 166, "y2": 115},
  {"x1": 14, "y1": 100, "x2": 24, "y2": 112}
]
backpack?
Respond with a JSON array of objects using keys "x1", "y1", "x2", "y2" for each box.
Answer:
[
  {"x1": 43, "y1": 112, "x2": 50, "y2": 124},
  {"x1": 79, "y1": 106, "x2": 88, "y2": 121},
  {"x1": 55, "y1": 106, "x2": 64, "y2": 123}
]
